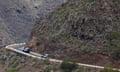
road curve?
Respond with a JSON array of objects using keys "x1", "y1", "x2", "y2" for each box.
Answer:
[{"x1": 5, "y1": 43, "x2": 120, "y2": 71}]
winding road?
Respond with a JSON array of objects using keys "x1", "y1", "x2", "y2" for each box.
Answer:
[{"x1": 5, "y1": 43, "x2": 120, "y2": 71}]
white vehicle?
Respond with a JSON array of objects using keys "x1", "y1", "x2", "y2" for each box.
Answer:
[{"x1": 41, "y1": 54, "x2": 48, "y2": 58}]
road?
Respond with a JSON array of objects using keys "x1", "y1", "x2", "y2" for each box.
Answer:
[{"x1": 5, "y1": 43, "x2": 120, "y2": 71}]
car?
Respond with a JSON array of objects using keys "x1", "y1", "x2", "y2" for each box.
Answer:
[
  {"x1": 41, "y1": 54, "x2": 48, "y2": 58},
  {"x1": 22, "y1": 47, "x2": 30, "y2": 53}
]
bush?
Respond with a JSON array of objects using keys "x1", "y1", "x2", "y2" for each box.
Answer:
[
  {"x1": 86, "y1": 0, "x2": 96, "y2": 6},
  {"x1": 111, "y1": 49, "x2": 120, "y2": 60},
  {"x1": 44, "y1": 58, "x2": 50, "y2": 65},
  {"x1": 106, "y1": 32, "x2": 120, "y2": 40},
  {"x1": 106, "y1": 40, "x2": 120, "y2": 60},
  {"x1": 101, "y1": 66, "x2": 119, "y2": 72},
  {"x1": 0, "y1": 55, "x2": 8, "y2": 64},
  {"x1": 6, "y1": 67, "x2": 17, "y2": 72},
  {"x1": 74, "y1": 69, "x2": 84, "y2": 72},
  {"x1": 44, "y1": 65, "x2": 51, "y2": 72},
  {"x1": 60, "y1": 59, "x2": 78, "y2": 72}
]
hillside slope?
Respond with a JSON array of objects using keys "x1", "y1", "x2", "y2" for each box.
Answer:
[
  {"x1": 27, "y1": 0, "x2": 120, "y2": 67},
  {"x1": 0, "y1": 48, "x2": 102, "y2": 72},
  {"x1": 0, "y1": 18, "x2": 14, "y2": 46},
  {"x1": 0, "y1": 0, "x2": 66, "y2": 46}
]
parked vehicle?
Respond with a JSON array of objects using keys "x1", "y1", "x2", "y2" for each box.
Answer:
[
  {"x1": 23, "y1": 47, "x2": 30, "y2": 53},
  {"x1": 41, "y1": 54, "x2": 48, "y2": 58}
]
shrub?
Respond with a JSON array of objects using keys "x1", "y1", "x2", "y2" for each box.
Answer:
[
  {"x1": 60, "y1": 59, "x2": 78, "y2": 72},
  {"x1": 74, "y1": 69, "x2": 84, "y2": 72},
  {"x1": 86, "y1": 0, "x2": 96, "y2": 6},
  {"x1": 44, "y1": 58, "x2": 50, "y2": 65},
  {"x1": 106, "y1": 32, "x2": 120, "y2": 40},
  {"x1": 6, "y1": 67, "x2": 17, "y2": 72},
  {"x1": 101, "y1": 66, "x2": 119, "y2": 72},
  {"x1": 111, "y1": 49, "x2": 120, "y2": 60},
  {"x1": 44, "y1": 65, "x2": 51, "y2": 72}
]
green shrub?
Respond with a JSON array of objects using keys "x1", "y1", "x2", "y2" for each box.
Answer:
[
  {"x1": 111, "y1": 49, "x2": 120, "y2": 60},
  {"x1": 101, "y1": 66, "x2": 119, "y2": 72},
  {"x1": 44, "y1": 65, "x2": 51, "y2": 72},
  {"x1": 86, "y1": 0, "x2": 96, "y2": 5},
  {"x1": 6, "y1": 67, "x2": 17, "y2": 72},
  {"x1": 106, "y1": 32, "x2": 120, "y2": 40},
  {"x1": 44, "y1": 58, "x2": 50, "y2": 65},
  {"x1": 74, "y1": 69, "x2": 84, "y2": 72},
  {"x1": 60, "y1": 59, "x2": 78, "y2": 72}
]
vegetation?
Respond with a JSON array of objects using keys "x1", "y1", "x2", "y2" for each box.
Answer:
[
  {"x1": 43, "y1": 58, "x2": 50, "y2": 65},
  {"x1": 5, "y1": 55, "x2": 21, "y2": 72},
  {"x1": 74, "y1": 68, "x2": 85, "y2": 72},
  {"x1": 111, "y1": 49, "x2": 120, "y2": 60},
  {"x1": 101, "y1": 66, "x2": 119, "y2": 72},
  {"x1": 60, "y1": 59, "x2": 78, "y2": 72},
  {"x1": 27, "y1": 0, "x2": 120, "y2": 68},
  {"x1": 44, "y1": 65, "x2": 51, "y2": 72},
  {"x1": 6, "y1": 67, "x2": 17, "y2": 72},
  {"x1": 85, "y1": 0, "x2": 96, "y2": 6},
  {"x1": 16, "y1": 38, "x2": 25, "y2": 43},
  {"x1": 106, "y1": 31, "x2": 120, "y2": 40},
  {"x1": 105, "y1": 31, "x2": 120, "y2": 59},
  {"x1": 0, "y1": 48, "x2": 107, "y2": 72},
  {"x1": 0, "y1": 24, "x2": 4, "y2": 29}
]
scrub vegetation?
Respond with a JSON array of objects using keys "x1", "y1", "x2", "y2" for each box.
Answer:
[{"x1": 27, "y1": 0, "x2": 120, "y2": 68}]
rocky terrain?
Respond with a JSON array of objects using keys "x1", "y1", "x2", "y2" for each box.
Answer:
[
  {"x1": 0, "y1": 0, "x2": 66, "y2": 46},
  {"x1": 27, "y1": 0, "x2": 120, "y2": 67}
]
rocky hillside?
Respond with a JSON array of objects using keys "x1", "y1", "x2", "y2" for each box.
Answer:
[
  {"x1": 0, "y1": 0, "x2": 66, "y2": 46},
  {"x1": 27, "y1": 0, "x2": 120, "y2": 67},
  {"x1": 0, "y1": 48, "x2": 104, "y2": 72}
]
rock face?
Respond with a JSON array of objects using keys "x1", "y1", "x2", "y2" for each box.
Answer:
[
  {"x1": 0, "y1": 0, "x2": 66, "y2": 46},
  {"x1": 27, "y1": 0, "x2": 120, "y2": 65}
]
